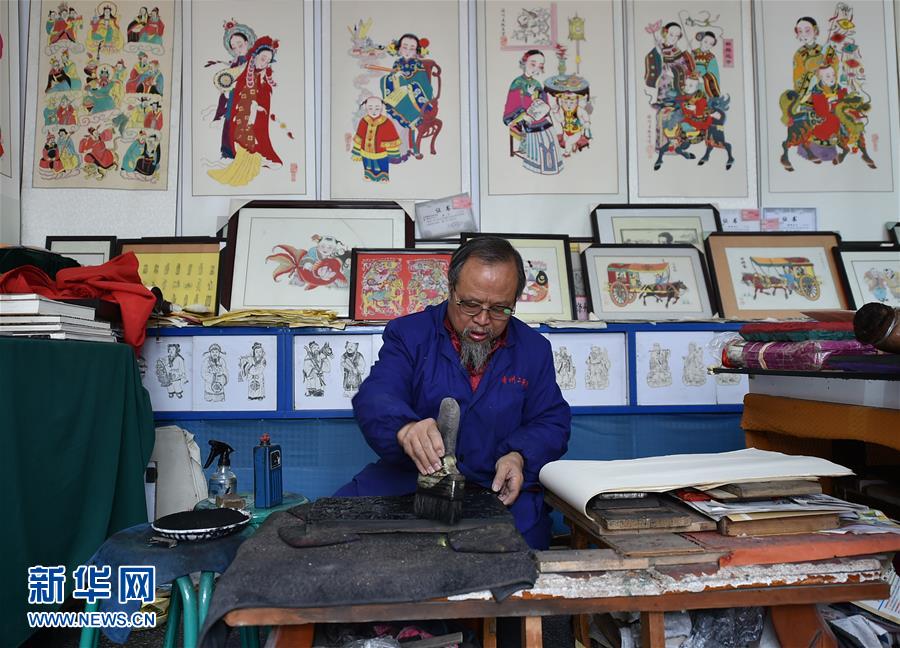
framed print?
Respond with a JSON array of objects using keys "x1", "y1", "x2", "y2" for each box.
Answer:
[
  {"x1": 45, "y1": 235, "x2": 117, "y2": 266},
  {"x1": 755, "y1": 0, "x2": 900, "y2": 240},
  {"x1": 415, "y1": 238, "x2": 461, "y2": 250},
  {"x1": 888, "y1": 222, "x2": 900, "y2": 245},
  {"x1": 545, "y1": 332, "x2": 628, "y2": 406},
  {"x1": 627, "y1": 1, "x2": 757, "y2": 207},
  {"x1": 705, "y1": 232, "x2": 849, "y2": 319},
  {"x1": 590, "y1": 204, "x2": 721, "y2": 249},
  {"x1": 476, "y1": 0, "x2": 627, "y2": 235},
  {"x1": 461, "y1": 232, "x2": 575, "y2": 322},
  {"x1": 570, "y1": 238, "x2": 592, "y2": 321},
  {"x1": 192, "y1": 335, "x2": 279, "y2": 412},
  {"x1": 349, "y1": 248, "x2": 452, "y2": 321},
  {"x1": 181, "y1": 0, "x2": 316, "y2": 236},
  {"x1": 117, "y1": 237, "x2": 224, "y2": 312},
  {"x1": 582, "y1": 244, "x2": 715, "y2": 321},
  {"x1": 293, "y1": 334, "x2": 374, "y2": 411},
  {"x1": 323, "y1": 0, "x2": 468, "y2": 202},
  {"x1": 834, "y1": 242, "x2": 900, "y2": 308},
  {"x1": 139, "y1": 336, "x2": 194, "y2": 412},
  {"x1": 224, "y1": 200, "x2": 411, "y2": 315}
]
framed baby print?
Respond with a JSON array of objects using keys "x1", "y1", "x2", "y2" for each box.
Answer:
[
  {"x1": 755, "y1": 0, "x2": 900, "y2": 240},
  {"x1": 626, "y1": 1, "x2": 757, "y2": 207},
  {"x1": 349, "y1": 249, "x2": 452, "y2": 322},
  {"x1": 476, "y1": 0, "x2": 627, "y2": 235},
  {"x1": 223, "y1": 201, "x2": 411, "y2": 316},
  {"x1": 833, "y1": 242, "x2": 900, "y2": 309},
  {"x1": 705, "y1": 232, "x2": 849, "y2": 319},
  {"x1": 461, "y1": 232, "x2": 575, "y2": 322},
  {"x1": 323, "y1": 0, "x2": 469, "y2": 202},
  {"x1": 181, "y1": 0, "x2": 316, "y2": 235}
]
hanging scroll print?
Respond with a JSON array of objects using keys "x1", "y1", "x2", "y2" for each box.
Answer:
[
  {"x1": 32, "y1": 1, "x2": 174, "y2": 190},
  {"x1": 191, "y1": 1, "x2": 306, "y2": 196}
]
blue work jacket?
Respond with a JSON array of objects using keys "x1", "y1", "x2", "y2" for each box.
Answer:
[{"x1": 335, "y1": 301, "x2": 571, "y2": 549}]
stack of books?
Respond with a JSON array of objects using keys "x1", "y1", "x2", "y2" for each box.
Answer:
[{"x1": 0, "y1": 294, "x2": 117, "y2": 343}]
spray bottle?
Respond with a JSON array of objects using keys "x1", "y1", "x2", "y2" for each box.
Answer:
[{"x1": 204, "y1": 440, "x2": 237, "y2": 502}]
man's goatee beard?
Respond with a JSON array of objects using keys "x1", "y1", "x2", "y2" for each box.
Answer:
[{"x1": 459, "y1": 328, "x2": 494, "y2": 373}]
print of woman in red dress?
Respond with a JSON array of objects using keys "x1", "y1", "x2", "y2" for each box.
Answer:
[{"x1": 208, "y1": 36, "x2": 282, "y2": 187}]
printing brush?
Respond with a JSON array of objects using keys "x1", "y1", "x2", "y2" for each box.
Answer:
[{"x1": 414, "y1": 397, "x2": 465, "y2": 525}]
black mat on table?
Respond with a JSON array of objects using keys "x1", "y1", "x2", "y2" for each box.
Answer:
[{"x1": 198, "y1": 495, "x2": 538, "y2": 648}]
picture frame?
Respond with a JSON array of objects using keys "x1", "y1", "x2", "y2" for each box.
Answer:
[
  {"x1": 569, "y1": 238, "x2": 593, "y2": 321},
  {"x1": 705, "y1": 232, "x2": 849, "y2": 319},
  {"x1": 293, "y1": 334, "x2": 374, "y2": 411},
  {"x1": 581, "y1": 244, "x2": 715, "y2": 321},
  {"x1": 888, "y1": 222, "x2": 900, "y2": 245},
  {"x1": 117, "y1": 237, "x2": 225, "y2": 314},
  {"x1": 833, "y1": 242, "x2": 900, "y2": 309},
  {"x1": 460, "y1": 232, "x2": 575, "y2": 323},
  {"x1": 349, "y1": 248, "x2": 453, "y2": 321},
  {"x1": 45, "y1": 236, "x2": 118, "y2": 266},
  {"x1": 591, "y1": 204, "x2": 721, "y2": 249},
  {"x1": 222, "y1": 200, "x2": 412, "y2": 315},
  {"x1": 545, "y1": 332, "x2": 628, "y2": 406}
]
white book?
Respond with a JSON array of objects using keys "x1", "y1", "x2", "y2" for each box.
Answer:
[
  {"x1": 0, "y1": 314, "x2": 110, "y2": 329},
  {"x1": 0, "y1": 294, "x2": 95, "y2": 319},
  {"x1": 0, "y1": 322, "x2": 113, "y2": 335},
  {"x1": 0, "y1": 330, "x2": 116, "y2": 343}
]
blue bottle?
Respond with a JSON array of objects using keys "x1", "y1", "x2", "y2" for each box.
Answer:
[{"x1": 253, "y1": 433, "x2": 283, "y2": 508}]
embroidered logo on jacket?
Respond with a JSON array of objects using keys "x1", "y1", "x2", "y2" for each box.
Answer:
[{"x1": 501, "y1": 375, "x2": 528, "y2": 388}]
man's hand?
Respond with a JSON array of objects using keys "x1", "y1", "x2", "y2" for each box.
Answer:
[
  {"x1": 492, "y1": 451, "x2": 524, "y2": 506},
  {"x1": 397, "y1": 419, "x2": 445, "y2": 475}
]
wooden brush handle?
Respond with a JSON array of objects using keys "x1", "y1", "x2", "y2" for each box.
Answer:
[{"x1": 437, "y1": 397, "x2": 460, "y2": 457}]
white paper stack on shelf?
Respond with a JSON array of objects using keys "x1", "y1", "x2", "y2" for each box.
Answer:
[
  {"x1": 539, "y1": 448, "x2": 854, "y2": 517},
  {"x1": 0, "y1": 294, "x2": 116, "y2": 343}
]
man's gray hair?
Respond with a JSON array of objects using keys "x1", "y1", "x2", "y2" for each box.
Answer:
[{"x1": 449, "y1": 236, "x2": 526, "y2": 298}]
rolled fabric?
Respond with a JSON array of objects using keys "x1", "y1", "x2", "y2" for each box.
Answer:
[
  {"x1": 723, "y1": 338, "x2": 880, "y2": 371},
  {"x1": 738, "y1": 321, "x2": 856, "y2": 342}
]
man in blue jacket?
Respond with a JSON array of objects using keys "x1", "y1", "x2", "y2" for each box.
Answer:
[{"x1": 336, "y1": 236, "x2": 571, "y2": 549}]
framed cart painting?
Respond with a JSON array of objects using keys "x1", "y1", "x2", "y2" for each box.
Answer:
[
  {"x1": 627, "y1": 1, "x2": 757, "y2": 208},
  {"x1": 181, "y1": 0, "x2": 315, "y2": 235},
  {"x1": 591, "y1": 204, "x2": 721, "y2": 249},
  {"x1": 461, "y1": 232, "x2": 575, "y2": 322},
  {"x1": 705, "y1": 232, "x2": 849, "y2": 319},
  {"x1": 45, "y1": 235, "x2": 117, "y2": 266},
  {"x1": 349, "y1": 249, "x2": 452, "y2": 322},
  {"x1": 476, "y1": 0, "x2": 627, "y2": 235},
  {"x1": 755, "y1": 0, "x2": 900, "y2": 239},
  {"x1": 582, "y1": 244, "x2": 715, "y2": 320},
  {"x1": 834, "y1": 243, "x2": 900, "y2": 308},
  {"x1": 323, "y1": 0, "x2": 468, "y2": 202},
  {"x1": 223, "y1": 201, "x2": 411, "y2": 315}
]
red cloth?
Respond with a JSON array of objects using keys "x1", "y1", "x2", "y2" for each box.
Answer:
[
  {"x1": 443, "y1": 315, "x2": 507, "y2": 392},
  {"x1": 0, "y1": 252, "x2": 155, "y2": 349}
]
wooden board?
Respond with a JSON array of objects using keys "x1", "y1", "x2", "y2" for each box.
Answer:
[
  {"x1": 535, "y1": 549, "x2": 650, "y2": 573},
  {"x1": 721, "y1": 480, "x2": 822, "y2": 499},
  {"x1": 717, "y1": 513, "x2": 841, "y2": 537},
  {"x1": 601, "y1": 533, "x2": 705, "y2": 558}
]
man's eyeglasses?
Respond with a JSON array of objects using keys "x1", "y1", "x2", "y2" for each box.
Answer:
[{"x1": 454, "y1": 298, "x2": 515, "y2": 320}]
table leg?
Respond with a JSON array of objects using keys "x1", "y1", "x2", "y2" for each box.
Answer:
[
  {"x1": 78, "y1": 601, "x2": 100, "y2": 648},
  {"x1": 198, "y1": 571, "x2": 216, "y2": 627},
  {"x1": 770, "y1": 604, "x2": 838, "y2": 648},
  {"x1": 640, "y1": 611, "x2": 665, "y2": 648},
  {"x1": 522, "y1": 616, "x2": 543, "y2": 648},
  {"x1": 482, "y1": 617, "x2": 497, "y2": 648},
  {"x1": 176, "y1": 575, "x2": 199, "y2": 648},
  {"x1": 163, "y1": 585, "x2": 182, "y2": 648},
  {"x1": 268, "y1": 624, "x2": 314, "y2": 648},
  {"x1": 240, "y1": 626, "x2": 261, "y2": 648},
  {"x1": 566, "y1": 518, "x2": 592, "y2": 648}
]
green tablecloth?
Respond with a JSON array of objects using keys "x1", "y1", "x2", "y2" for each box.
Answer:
[{"x1": 0, "y1": 337, "x2": 155, "y2": 646}]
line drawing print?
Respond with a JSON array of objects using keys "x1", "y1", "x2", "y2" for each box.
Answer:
[
  {"x1": 585, "y1": 345, "x2": 610, "y2": 390},
  {"x1": 202, "y1": 342, "x2": 228, "y2": 402},
  {"x1": 682, "y1": 340, "x2": 707, "y2": 386},
  {"x1": 156, "y1": 342, "x2": 187, "y2": 399},
  {"x1": 341, "y1": 340, "x2": 367, "y2": 397},
  {"x1": 238, "y1": 341, "x2": 266, "y2": 401},
  {"x1": 553, "y1": 345, "x2": 576, "y2": 390},
  {"x1": 302, "y1": 340, "x2": 333, "y2": 397},
  {"x1": 646, "y1": 341, "x2": 672, "y2": 387}
]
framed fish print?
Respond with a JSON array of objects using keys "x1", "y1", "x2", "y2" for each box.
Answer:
[
  {"x1": 591, "y1": 204, "x2": 721, "y2": 249},
  {"x1": 833, "y1": 242, "x2": 900, "y2": 308},
  {"x1": 626, "y1": 0, "x2": 757, "y2": 207},
  {"x1": 349, "y1": 249, "x2": 452, "y2": 322},
  {"x1": 705, "y1": 232, "x2": 849, "y2": 319},
  {"x1": 223, "y1": 200, "x2": 412, "y2": 316},
  {"x1": 323, "y1": 0, "x2": 469, "y2": 202},
  {"x1": 460, "y1": 232, "x2": 575, "y2": 322},
  {"x1": 181, "y1": 0, "x2": 316, "y2": 235},
  {"x1": 476, "y1": 0, "x2": 627, "y2": 236},
  {"x1": 755, "y1": 0, "x2": 900, "y2": 240},
  {"x1": 582, "y1": 244, "x2": 715, "y2": 321},
  {"x1": 45, "y1": 235, "x2": 117, "y2": 265}
]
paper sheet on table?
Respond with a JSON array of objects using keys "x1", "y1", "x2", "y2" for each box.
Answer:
[{"x1": 539, "y1": 448, "x2": 853, "y2": 517}]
